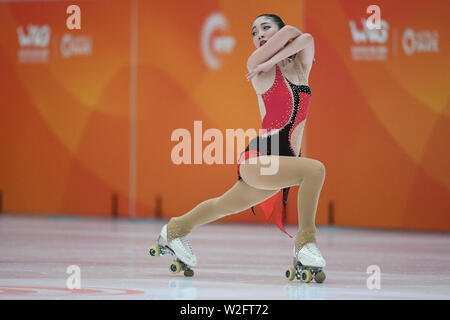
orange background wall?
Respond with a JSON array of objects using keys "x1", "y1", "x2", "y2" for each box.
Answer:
[{"x1": 0, "y1": 0, "x2": 448, "y2": 231}]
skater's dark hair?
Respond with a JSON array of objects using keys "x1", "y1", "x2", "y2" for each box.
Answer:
[{"x1": 252, "y1": 14, "x2": 286, "y2": 30}]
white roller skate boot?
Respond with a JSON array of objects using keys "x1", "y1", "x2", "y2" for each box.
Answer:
[
  {"x1": 285, "y1": 242, "x2": 326, "y2": 283},
  {"x1": 148, "y1": 224, "x2": 197, "y2": 277}
]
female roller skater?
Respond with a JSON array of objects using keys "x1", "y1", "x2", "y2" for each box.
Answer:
[{"x1": 150, "y1": 14, "x2": 326, "y2": 281}]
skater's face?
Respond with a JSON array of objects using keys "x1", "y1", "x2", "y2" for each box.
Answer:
[{"x1": 251, "y1": 16, "x2": 279, "y2": 49}]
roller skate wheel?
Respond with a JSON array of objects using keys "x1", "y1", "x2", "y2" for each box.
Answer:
[
  {"x1": 315, "y1": 270, "x2": 326, "y2": 283},
  {"x1": 184, "y1": 269, "x2": 194, "y2": 277},
  {"x1": 285, "y1": 267, "x2": 296, "y2": 281},
  {"x1": 169, "y1": 261, "x2": 182, "y2": 274},
  {"x1": 300, "y1": 269, "x2": 313, "y2": 283},
  {"x1": 148, "y1": 246, "x2": 160, "y2": 257}
]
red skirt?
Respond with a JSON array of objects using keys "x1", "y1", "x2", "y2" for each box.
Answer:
[{"x1": 237, "y1": 149, "x2": 293, "y2": 238}]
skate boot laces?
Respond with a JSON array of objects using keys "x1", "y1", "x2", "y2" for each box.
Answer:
[
  {"x1": 296, "y1": 242, "x2": 322, "y2": 257},
  {"x1": 170, "y1": 235, "x2": 197, "y2": 267},
  {"x1": 180, "y1": 236, "x2": 194, "y2": 255},
  {"x1": 295, "y1": 242, "x2": 326, "y2": 268},
  {"x1": 300, "y1": 243, "x2": 325, "y2": 263},
  {"x1": 171, "y1": 235, "x2": 196, "y2": 259},
  {"x1": 305, "y1": 243, "x2": 322, "y2": 256}
]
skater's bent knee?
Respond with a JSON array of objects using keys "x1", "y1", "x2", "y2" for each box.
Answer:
[
  {"x1": 316, "y1": 161, "x2": 326, "y2": 176},
  {"x1": 308, "y1": 160, "x2": 326, "y2": 179}
]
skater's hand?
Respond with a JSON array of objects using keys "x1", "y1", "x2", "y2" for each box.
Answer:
[{"x1": 246, "y1": 60, "x2": 275, "y2": 81}]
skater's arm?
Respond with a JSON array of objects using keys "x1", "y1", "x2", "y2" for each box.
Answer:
[
  {"x1": 266, "y1": 33, "x2": 314, "y2": 67},
  {"x1": 247, "y1": 25, "x2": 303, "y2": 71}
]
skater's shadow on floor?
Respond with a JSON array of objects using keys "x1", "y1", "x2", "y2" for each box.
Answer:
[
  {"x1": 169, "y1": 278, "x2": 197, "y2": 299},
  {"x1": 284, "y1": 283, "x2": 326, "y2": 299}
]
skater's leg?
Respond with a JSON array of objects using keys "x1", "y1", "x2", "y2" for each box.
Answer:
[
  {"x1": 167, "y1": 180, "x2": 279, "y2": 242},
  {"x1": 239, "y1": 155, "x2": 326, "y2": 252}
]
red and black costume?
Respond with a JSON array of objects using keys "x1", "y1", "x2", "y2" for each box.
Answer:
[{"x1": 237, "y1": 64, "x2": 312, "y2": 238}]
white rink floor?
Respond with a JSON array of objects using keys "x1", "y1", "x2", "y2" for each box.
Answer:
[{"x1": 0, "y1": 214, "x2": 449, "y2": 300}]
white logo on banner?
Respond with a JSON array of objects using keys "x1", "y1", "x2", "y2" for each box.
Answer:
[
  {"x1": 17, "y1": 24, "x2": 51, "y2": 63},
  {"x1": 349, "y1": 18, "x2": 389, "y2": 61},
  {"x1": 402, "y1": 28, "x2": 439, "y2": 56},
  {"x1": 201, "y1": 12, "x2": 236, "y2": 70},
  {"x1": 60, "y1": 33, "x2": 92, "y2": 58}
]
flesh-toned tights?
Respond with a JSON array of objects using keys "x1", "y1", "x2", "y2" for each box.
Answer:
[{"x1": 167, "y1": 155, "x2": 325, "y2": 254}]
